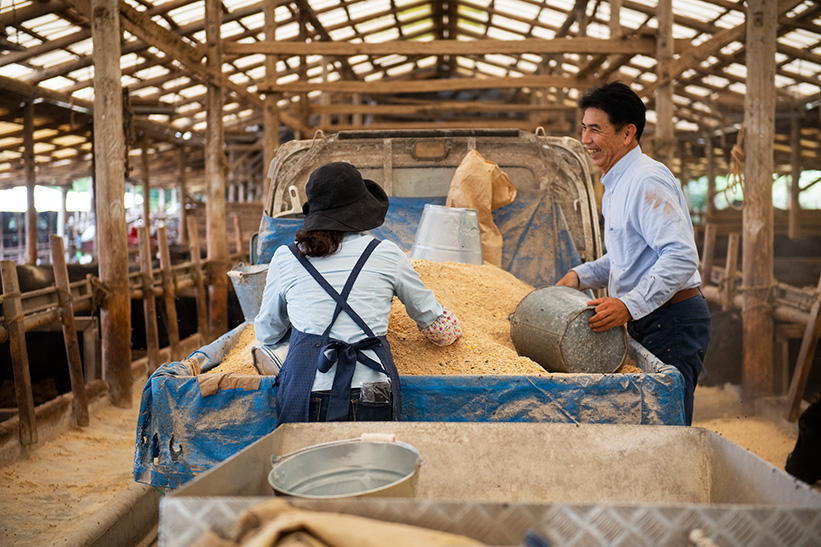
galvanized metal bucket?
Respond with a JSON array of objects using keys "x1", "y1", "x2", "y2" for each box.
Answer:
[
  {"x1": 408, "y1": 204, "x2": 483, "y2": 265},
  {"x1": 227, "y1": 263, "x2": 269, "y2": 322},
  {"x1": 509, "y1": 286, "x2": 627, "y2": 374},
  {"x1": 268, "y1": 433, "x2": 421, "y2": 499}
]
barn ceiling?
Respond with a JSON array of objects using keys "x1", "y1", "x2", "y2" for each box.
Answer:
[{"x1": 0, "y1": 0, "x2": 819, "y2": 193}]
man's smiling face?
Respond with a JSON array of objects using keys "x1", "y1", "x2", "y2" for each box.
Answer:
[{"x1": 580, "y1": 107, "x2": 636, "y2": 175}]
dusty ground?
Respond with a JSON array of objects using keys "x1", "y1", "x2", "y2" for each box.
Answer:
[{"x1": 0, "y1": 380, "x2": 805, "y2": 546}]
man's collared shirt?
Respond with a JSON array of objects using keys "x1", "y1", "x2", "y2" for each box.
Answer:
[{"x1": 573, "y1": 145, "x2": 701, "y2": 320}]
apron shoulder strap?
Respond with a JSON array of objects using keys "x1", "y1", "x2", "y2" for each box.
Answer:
[{"x1": 288, "y1": 239, "x2": 381, "y2": 337}]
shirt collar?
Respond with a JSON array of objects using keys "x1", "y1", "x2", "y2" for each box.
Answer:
[{"x1": 601, "y1": 145, "x2": 642, "y2": 188}]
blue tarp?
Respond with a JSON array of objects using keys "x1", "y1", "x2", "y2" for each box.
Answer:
[
  {"x1": 256, "y1": 191, "x2": 581, "y2": 287},
  {"x1": 134, "y1": 339, "x2": 684, "y2": 490}
]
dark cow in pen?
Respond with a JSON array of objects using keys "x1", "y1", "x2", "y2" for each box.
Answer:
[{"x1": 785, "y1": 393, "x2": 821, "y2": 486}]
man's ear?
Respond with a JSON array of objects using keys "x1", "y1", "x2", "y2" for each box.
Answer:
[{"x1": 623, "y1": 124, "x2": 638, "y2": 144}]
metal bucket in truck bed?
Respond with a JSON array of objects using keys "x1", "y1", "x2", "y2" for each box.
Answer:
[{"x1": 161, "y1": 422, "x2": 821, "y2": 547}]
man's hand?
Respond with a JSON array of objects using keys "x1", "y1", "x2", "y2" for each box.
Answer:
[
  {"x1": 587, "y1": 297, "x2": 631, "y2": 332},
  {"x1": 556, "y1": 270, "x2": 580, "y2": 289}
]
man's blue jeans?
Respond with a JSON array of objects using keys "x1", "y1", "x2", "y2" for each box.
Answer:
[{"x1": 627, "y1": 294, "x2": 711, "y2": 425}]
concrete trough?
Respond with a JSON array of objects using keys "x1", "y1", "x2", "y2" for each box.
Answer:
[{"x1": 161, "y1": 422, "x2": 821, "y2": 546}]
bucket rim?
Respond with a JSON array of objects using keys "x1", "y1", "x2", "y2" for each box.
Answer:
[{"x1": 267, "y1": 439, "x2": 421, "y2": 499}]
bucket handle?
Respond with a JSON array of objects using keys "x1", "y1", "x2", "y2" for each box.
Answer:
[{"x1": 270, "y1": 433, "x2": 401, "y2": 466}]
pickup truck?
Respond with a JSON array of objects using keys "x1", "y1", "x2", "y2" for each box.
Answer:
[{"x1": 134, "y1": 128, "x2": 685, "y2": 491}]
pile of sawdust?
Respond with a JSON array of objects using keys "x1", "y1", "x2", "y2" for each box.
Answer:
[
  {"x1": 207, "y1": 324, "x2": 257, "y2": 375},
  {"x1": 389, "y1": 260, "x2": 546, "y2": 375}
]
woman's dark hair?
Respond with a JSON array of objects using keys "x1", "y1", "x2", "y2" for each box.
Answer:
[
  {"x1": 578, "y1": 81, "x2": 646, "y2": 141},
  {"x1": 294, "y1": 229, "x2": 345, "y2": 258}
]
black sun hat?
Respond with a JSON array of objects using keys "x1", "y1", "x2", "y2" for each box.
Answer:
[{"x1": 302, "y1": 162, "x2": 389, "y2": 232}]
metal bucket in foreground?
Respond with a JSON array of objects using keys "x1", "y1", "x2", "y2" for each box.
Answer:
[
  {"x1": 268, "y1": 434, "x2": 421, "y2": 499},
  {"x1": 227, "y1": 263, "x2": 269, "y2": 322},
  {"x1": 509, "y1": 285, "x2": 627, "y2": 374},
  {"x1": 408, "y1": 204, "x2": 483, "y2": 265}
]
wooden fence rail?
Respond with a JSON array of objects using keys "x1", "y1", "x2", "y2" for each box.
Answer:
[{"x1": 0, "y1": 230, "x2": 248, "y2": 446}]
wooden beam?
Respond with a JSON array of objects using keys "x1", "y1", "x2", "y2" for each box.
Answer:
[
  {"x1": 205, "y1": 0, "x2": 229, "y2": 339},
  {"x1": 49, "y1": 234, "x2": 90, "y2": 427},
  {"x1": 654, "y1": 0, "x2": 675, "y2": 168},
  {"x1": 310, "y1": 101, "x2": 573, "y2": 115},
  {"x1": 742, "y1": 0, "x2": 777, "y2": 405},
  {"x1": 266, "y1": 75, "x2": 595, "y2": 94},
  {"x1": 23, "y1": 100, "x2": 37, "y2": 265},
  {"x1": 226, "y1": 37, "x2": 670, "y2": 57},
  {"x1": 640, "y1": 0, "x2": 804, "y2": 98},
  {"x1": 1, "y1": 261, "x2": 37, "y2": 446},
  {"x1": 91, "y1": 0, "x2": 132, "y2": 407},
  {"x1": 784, "y1": 273, "x2": 821, "y2": 421}
]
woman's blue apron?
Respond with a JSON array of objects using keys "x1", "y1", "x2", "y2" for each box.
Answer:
[{"x1": 275, "y1": 238, "x2": 402, "y2": 425}]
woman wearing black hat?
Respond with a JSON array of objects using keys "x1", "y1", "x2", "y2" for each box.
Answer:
[{"x1": 255, "y1": 162, "x2": 462, "y2": 425}]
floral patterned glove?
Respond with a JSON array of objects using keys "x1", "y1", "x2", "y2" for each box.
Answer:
[{"x1": 418, "y1": 307, "x2": 463, "y2": 347}]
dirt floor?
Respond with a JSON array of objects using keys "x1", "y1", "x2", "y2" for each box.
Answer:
[{"x1": 0, "y1": 382, "x2": 806, "y2": 546}]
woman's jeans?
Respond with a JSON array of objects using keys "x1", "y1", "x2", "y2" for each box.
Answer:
[
  {"x1": 627, "y1": 294, "x2": 711, "y2": 425},
  {"x1": 308, "y1": 388, "x2": 392, "y2": 422}
]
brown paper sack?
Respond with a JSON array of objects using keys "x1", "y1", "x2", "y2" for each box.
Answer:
[{"x1": 445, "y1": 150, "x2": 517, "y2": 266}]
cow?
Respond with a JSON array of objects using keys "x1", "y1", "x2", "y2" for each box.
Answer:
[{"x1": 785, "y1": 393, "x2": 821, "y2": 486}]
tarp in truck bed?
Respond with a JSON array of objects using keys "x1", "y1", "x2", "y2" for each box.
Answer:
[
  {"x1": 256, "y1": 191, "x2": 581, "y2": 288},
  {"x1": 134, "y1": 329, "x2": 684, "y2": 491}
]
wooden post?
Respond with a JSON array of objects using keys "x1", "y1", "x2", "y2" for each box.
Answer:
[
  {"x1": 138, "y1": 226, "x2": 161, "y2": 372},
  {"x1": 232, "y1": 213, "x2": 243, "y2": 256},
  {"x1": 177, "y1": 146, "x2": 188, "y2": 246},
  {"x1": 141, "y1": 133, "x2": 152, "y2": 245},
  {"x1": 24, "y1": 100, "x2": 38, "y2": 265},
  {"x1": 352, "y1": 93, "x2": 362, "y2": 127},
  {"x1": 785, "y1": 273, "x2": 821, "y2": 422},
  {"x1": 654, "y1": 0, "x2": 674, "y2": 168},
  {"x1": 58, "y1": 186, "x2": 68, "y2": 240},
  {"x1": 262, "y1": 0, "x2": 280, "y2": 203},
  {"x1": 49, "y1": 235, "x2": 90, "y2": 427},
  {"x1": 205, "y1": 0, "x2": 229, "y2": 340},
  {"x1": 157, "y1": 226, "x2": 181, "y2": 360},
  {"x1": 742, "y1": 0, "x2": 776, "y2": 404},
  {"x1": 704, "y1": 131, "x2": 717, "y2": 218},
  {"x1": 699, "y1": 223, "x2": 717, "y2": 286},
  {"x1": 788, "y1": 113, "x2": 801, "y2": 239},
  {"x1": 187, "y1": 215, "x2": 210, "y2": 345},
  {"x1": 92, "y1": 0, "x2": 132, "y2": 406},
  {"x1": 721, "y1": 233, "x2": 740, "y2": 312},
  {"x1": 1, "y1": 260, "x2": 37, "y2": 445}
]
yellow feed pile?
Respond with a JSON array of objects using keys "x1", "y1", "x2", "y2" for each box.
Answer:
[
  {"x1": 207, "y1": 324, "x2": 257, "y2": 375},
  {"x1": 205, "y1": 260, "x2": 642, "y2": 376},
  {"x1": 389, "y1": 260, "x2": 547, "y2": 375}
]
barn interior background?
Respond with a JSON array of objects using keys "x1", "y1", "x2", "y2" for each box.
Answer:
[{"x1": 0, "y1": 0, "x2": 819, "y2": 460}]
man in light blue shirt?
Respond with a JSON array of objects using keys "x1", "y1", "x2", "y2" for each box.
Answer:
[{"x1": 557, "y1": 82, "x2": 711, "y2": 425}]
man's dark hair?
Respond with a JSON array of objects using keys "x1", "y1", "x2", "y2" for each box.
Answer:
[{"x1": 578, "y1": 82, "x2": 646, "y2": 141}]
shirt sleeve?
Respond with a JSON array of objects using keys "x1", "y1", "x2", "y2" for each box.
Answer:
[
  {"x1": 390, "y1": 244, "x2": 444, "y2": 329},
  {"x1": 620, "y1": 174, "x2": 700, "y2": 319},
  {"x1": 573, "y1": 253, "x2": 610, "y2": 290},
  {"x1": 253, "y1": 246, "x2": 291, "y2": 346}
]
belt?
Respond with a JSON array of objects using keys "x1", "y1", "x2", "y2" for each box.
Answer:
[{"x1": 663, "y1": 287, "x2": 700, "y2": 307}]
